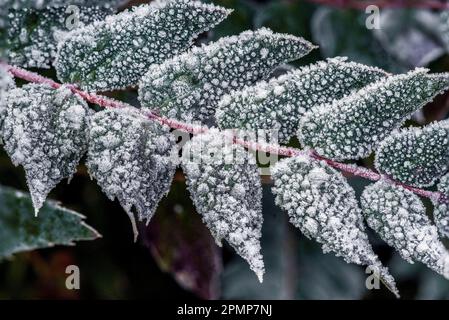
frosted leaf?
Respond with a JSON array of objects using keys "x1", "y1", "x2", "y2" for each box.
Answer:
[
  {"x1": 271, "y1": 156, "x2": 399, "y2": 297},
  {"x1": 0, "y1": 67, "x2": 14, "y2": 131},
  {"x1": 361, "y1": 181, "x2": 449, "y2": 280},
  {"x1": 1, "y1": 83, "x2": 91, "y2": 214},
  {"x1": 4, "y1": 6, "x2": 113, "y2": 68},
  {"x1": 375, "y1": 120, "x2": 449, "y2": 187},
  {"x1": 139, "y1": 28, "x2": 316, "y2": 122},
  {"x1": 298, "y1": 69, "x2": 449, "y2": 161},
  {"x1": 216, "y1": 57, "x2": 389, "y2": 143},
  {"x1": 87, "y1": 108, "x2": 177, "y2": 240},
  {"x1": 55, "y1": 0, "x2": 231, "y2": 91},
  {"x1": 433, "y1": 174, "x2": 449, "y2": 239},
  {"x1": 181, "y1": 129, "x2": 264, "y2": 282}
]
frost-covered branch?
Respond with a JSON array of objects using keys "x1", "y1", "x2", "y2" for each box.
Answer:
[
  {"x1": 306, "y1": 0, "x2": 449, "y2": 9},
  {"x1": 0, "y1": 62, "x2": 443, "y2": 203}
]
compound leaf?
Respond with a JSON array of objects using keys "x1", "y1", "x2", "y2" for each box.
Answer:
[
  {"x1": 271, "y1": 155, "x2": 399, "y2": 297},
  {"x1": 87, "y1": 108, "x2": 177, "y2": 240},
  {"x1": 181, "y1": 129, "x2": 264, "y2": 282},
  {"x1": 139, "y1": 27, "x2": 315, "y2": 122}
]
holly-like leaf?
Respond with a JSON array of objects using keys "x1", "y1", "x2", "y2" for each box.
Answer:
[
  {"x1": 139, "y1": 28, "x2": 316, "y2": 123},
  {"x1": 0, "y1": 185, "x2": 100, "y2": 260},
  {"x1": 271, "y1": 155, "x2": 399, "y2": 297},
  {"x1": 87, "y1": 108, "x2": 177, "y2": 240},
  {"x1": 216, "y1": 57, "x2": 389, "y2": 143},
  {"x1": 1, "y1": 83, "x2": 91, "y2": 215},
  {"x1": 375, "y1": 120, "x2": 449, "y2": 188},
  {"x1": 0, "y1": 67, "x2": 14, "y2": 130},
  {"x1": 4, "y1": 6, "x2": 113, "y2": 68},
  {"x1": 298, "y1": 69, "x2": 449, "y2": 161},
  {"x1": 55, "y1": 0, "x2": 231, "y2": 91},
  {"x1": 181, "y1": 129, "x2": 264, "y2": 282},
  {"x1": 361, "y1": 181, "x2": 449, "y2": 280},
  {"x1": 434, "y1": 173, "x2": 449, "y2": 239}
]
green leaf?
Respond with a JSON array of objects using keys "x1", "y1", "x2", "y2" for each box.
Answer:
[
  {"x1": 361, "y1": 181, "x2": 449, "y2": 280},
  {"x1": 55, "y1": 0, "x2": 231, "y2": 91},
  {"x1": 0, "y1": 67, "x2": 14, "y2": 130},
  {"x1": 271, "y1": 155, "x2": 399, "y2": 297},
  {"x1": 4, "y1": 6, "x2": 113, "y2": 68},
  {"x1": 216, "y1": 57, "x2": 388, "y2": 143},
  {"x1": 2, "y1": 83, "x2": 91, "y2": 214},
  {"x1": 87, "y1": 108, "x2": 177, "y2": 241},
  {"x1": 375, "y1": 120, "x2": 449, "y2": 187},
  {"x1": 181, "y1": 129, "x2": 264, "y2": 282},
  {"x1": 298, "y1": 69, "x2": 449, "y2": 161},
  {"x1": 433, "y1": 173, "x2": 449, "y2": 239},
  {"x1": 139, "y1": 27, "x2": 316, "y2": 122},
  {"x1": 0, "y1": 185, "x2": 100, "y2": 260},
  {"x1": 311, "y1": 7, "x2": 404, "y2": 73}
]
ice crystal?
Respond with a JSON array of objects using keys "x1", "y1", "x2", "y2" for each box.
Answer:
[
  {"x1": 434, "y1": 173, "x2": 449, "y2": 239},
  {"x1": 5, "y1": 6, "x2": 112, "y2": 68},
  {"x1": 1, "y1": 83, "x2": 91, "y2": 214},
  {"x1": 298, "y1": 68, "x2": 449, "y2": 160},
  {"x1": 181, "y1": 129, "x2": 264, "y2": 282},
  {"x1": 271, "y1": 156, "x2": 399, "y2": 297},
  {"x1": 87, "y1": 108, "x2": 177, "y2": 240},
  {"x1": 216, "y1": 57, "x2": 388, "y2": 143},
  {"x1": 0, "y1": 67, "x2": 14, "y2": 131},
  {"x1": 361, "y1": 181, "x2": 449, "y2": 280},
  {"x1": 55, "y1": 0, "x2": 231, "y2": 91},
  {"x1": 375, "y1": 120, "x2": 449, "y2": 188},
  {"x1": 139, "y1": 28, "x2": 315, "y2": 122}
]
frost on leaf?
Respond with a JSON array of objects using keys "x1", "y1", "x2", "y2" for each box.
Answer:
[
  {"x1": 361, "y1": 181, "x2": 449, "y2": 280},
  {"x1": 4, "y1": 6, "x2": 113, "y2": 68},
  {"x1": 0, "y1": 185, "x2": 100, "y2": 260},
  {"x1": 139, "y1": 28, "x2": 315, "y2": 123},
  {"x1": 271, "y1": 156, "x2": 399, "y2": 297},
  {"x1": 433, "y1": 173, "x2": 449, "y2": 239},
  {"x1": 55, "y1": 0, "x2": 231, "y2": 91},
  {"x1": 1, "y1": 83, "x2": 91, "y2": 215},
  {"x1": 216, "y1": 57, "x2": 389, "y2": 143},
  {"x1": 298, "y1": 68, "x2": 449, "y2": 161},
  {"x1": 375, "y1": 120, "x2": 449, "y2": 188},
  {"x1": 181, "y1": 129, "x2": 264, "y2": 282},
  {"x1": 87, "y1": 108, "x2": 177, "y2": 240},
  {"x1": 0, "y1": 67, "x2": 14, "y2": 131}
]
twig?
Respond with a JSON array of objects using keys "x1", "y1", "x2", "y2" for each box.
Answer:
[
  {"x1": 305, "y1": 0, "x2": 449, "y2": 9},
  {"x1": 0, "y1": 62, "x2": 443, "y2": 203}
]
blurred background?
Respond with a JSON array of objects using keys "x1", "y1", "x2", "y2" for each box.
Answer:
[{"x1": 2, "y1": 0, "x2": 449, "y2": 300}]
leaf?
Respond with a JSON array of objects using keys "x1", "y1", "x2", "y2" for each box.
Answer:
[
  {"x1": 361, "y1": 181, "x2": 449, "y2": 280},
  {"x1": 141, "y1": 180, "x2": 222, "y2": 300},
  {"x1": 216, "y1": 57, "x2": 389, "y2": 143},
  {"x1": 4, "y1": 6, "x2": 113, "y2": 68},
  {"x1": 0, "y1": 67, "x2": 14, "y2": 130},
  {"x1": 55, "y1": 0, "x2": 231, "y2": 91},
  {"x1": 181, "y1": 129, "x2": 264, "y2": 282},
  {"x1": 87, "y1": 108, "x2": 177, "y2": 241},
  {"x1": 271, "y1": 155, "x2": 399, "y2": 297},
  {"x1": 298, "y1": 69, "x2": 449, "y2": 161},
  {"x1": 0, "y1": 185, "x2": 100, "y2": 260},
  {"x1": 311, "y1": 7, "x2": 404, "y2": 73},
  {"x1": 433, "y1": 173, "x2": 449, "y2": 239},
  {"x1": 375, "y1": 120, "x2": 449, "y2": 188},
  {"x1": 373, "y1": 9, "x2": 447, "y2": 68},
  {"x1": 138, "y1": 27, "x2": 316, "y2": 123},
  {"x1": 1, "y1": 83, "x2": 91, "y2": 215}
]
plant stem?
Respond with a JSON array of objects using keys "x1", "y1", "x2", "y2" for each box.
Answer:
[
  {"x1": 0, "y1": 62, "x2": 443, "y2": 203},
  {"x1": 305, "y1": 0, "x2": 449, "y2": 9}
]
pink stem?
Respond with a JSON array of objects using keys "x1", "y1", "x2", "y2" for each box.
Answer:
[
  {"x1": 306, "y1": 0, "x2": 449, "y2": 9},
  {"x1": 1, "y1": 62, "x2": 443, "y2": 203}
]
